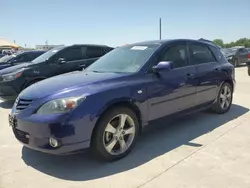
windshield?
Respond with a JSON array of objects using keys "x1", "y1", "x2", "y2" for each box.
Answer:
[
  {"x1": 87, "y1": 44, "x2": 159, "y2": 73},
  {"x1": 0, "y1": 54, "x2": 16, "y2": 63},
  {"x1": 31, "y1": 46, "x2": 65, "y2": 64}
]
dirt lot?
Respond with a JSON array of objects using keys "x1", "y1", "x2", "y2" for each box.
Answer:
[{"x1": 0, "y1": 66, "x2": 250, "y2": 188}]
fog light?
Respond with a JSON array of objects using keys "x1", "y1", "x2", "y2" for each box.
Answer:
[{"x1": 49, "y1": 138, "x2": 59, "y2": 148}]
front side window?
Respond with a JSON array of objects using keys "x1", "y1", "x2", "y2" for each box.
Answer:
[
  {"x1": 86, "y1": 47, "x2": 104, "y2": 58},
  {"x1": 189, "y1": 43, "x2": 216, "y2": 64},
  {"x1": 31, "y1": 46, "x2": 65, "y2": 64},
  {"x1": 87, "y1": 44, "x2": 159, "y2": 73},
  {"x1": 159, "y1": 44, "x2": 188, "y2": 68}
]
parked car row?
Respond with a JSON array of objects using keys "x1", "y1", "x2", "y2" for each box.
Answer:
[
  {"x1": 0, "y1": 50, "x2": 45, "y2": 71},
  {"x1": 0, "y1": 44, "x2": 113, "y2": 100},
  {"x1": 221, "y1": 47, "x2": 250, "y2": 67},
  {"x1": 6, "y1": 39, "x2": 235, "y2": 161}
]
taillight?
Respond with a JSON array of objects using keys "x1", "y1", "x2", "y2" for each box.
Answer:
[{"x1": 248, "y1": 54, "x2": 250, "y2": 59}]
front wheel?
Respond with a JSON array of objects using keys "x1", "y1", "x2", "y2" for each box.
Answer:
[
  {"x1": 91, "y1": 107, "x2": 139, "y2": 161},
  {"x1": 212, "y1": 82, "x2": 233, "y2": 114}
]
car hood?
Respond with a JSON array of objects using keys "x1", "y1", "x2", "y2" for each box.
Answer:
[
  {"x1": 19, "y1": 71, "x2": 131, "y2": 99},
  {"x1": 0, "y1": 62, "x2": 30, "y2": 75}
]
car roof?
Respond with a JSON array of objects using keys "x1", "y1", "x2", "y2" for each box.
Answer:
[
  {"x1": 70, "y1": 44, "x2": 113, "y2": 48},
  {"x1": 130, "y1": 39, "x2": 219, "y2": 48}
]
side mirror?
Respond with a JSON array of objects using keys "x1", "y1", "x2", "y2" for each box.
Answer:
[
  {"x1": 152, "y1": 61, "x2": 173, "y2": 72},
  {"x1": 9, "y1": 59, "x2": 17, "y2": 64},
  {"x1": 57, "y1": 58, "x2": 67, "y2": 64}
]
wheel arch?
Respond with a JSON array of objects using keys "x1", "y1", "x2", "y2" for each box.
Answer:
[
  {"x1": 90, "y1": 98, "x2": 143, "y2": 144},
  {"x1": 22, "y1": 76, "x2": 46, "y2": 90}
]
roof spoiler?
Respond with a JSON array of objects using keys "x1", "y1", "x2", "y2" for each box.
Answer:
[{"x1": 198, "y1": 38, "x2": 222, "y2": 49}]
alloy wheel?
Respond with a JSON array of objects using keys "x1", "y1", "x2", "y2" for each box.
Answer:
[
  {"x1": 103, "y1": 114, "x2": 136, "y2": 155},
  {"x1": 219, "y1": 85, "x2": 232, "y2": 110}
]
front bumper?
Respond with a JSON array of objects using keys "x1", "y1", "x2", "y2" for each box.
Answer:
[{"x1": 9, "y1": 114, "x2": 94, "y2": 155}]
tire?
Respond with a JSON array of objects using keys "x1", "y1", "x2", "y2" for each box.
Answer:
[
  {"x1": 211, "y1": 82, "x2": 233, "y2": 114},
  {"x1": 91, "y1": 107, "x2": 139, "y2": 161},
  {"x1": 248, "y1": 68, "x2": 250, "y2": 76},
  {"x1": 234, "y1": 59, "x2": 238, "y2": 67}
]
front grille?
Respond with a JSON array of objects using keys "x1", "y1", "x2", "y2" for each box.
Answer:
[
  {"x1": 13, "y1": 128, "x2": 30, "y2": 144},
  {"x1": 16, "y1": 98, "x2": 33, "y2": 111}
]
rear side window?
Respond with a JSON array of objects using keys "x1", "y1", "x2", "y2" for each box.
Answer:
[
  {"x1": 86, "y1": 47, "x2": 104, "y2": 58},
  {"x1": 59, "y1": 48, "x2": 83, "y2": 61},
  {"x1": 189, "y1": 43, "x2": 216, "y2": 64},
  {"x1": 28, "y1": 52, "x2": 44, "y2": 60}
]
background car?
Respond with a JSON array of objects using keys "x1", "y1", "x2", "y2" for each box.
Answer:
[
  {"x1": 0, "y1": 50, "x2": 45, "y2": 70},
  {"x1": 221, "y1": 47, "x2": 250, "y2": 67},
  {"x1": 9, "y1": 39, "x2": 235, "y2": 161},
  {"x1": 0, "y1": 44, "x2": 113, "y2": 100}
]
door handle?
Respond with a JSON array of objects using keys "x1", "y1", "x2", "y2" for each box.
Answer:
[
  {"x1": 214, "y1": 68, "x2": 221, "y2": 72},
  {"x1": 186, "y1": 73, "x2": 194, "y2": 78}
]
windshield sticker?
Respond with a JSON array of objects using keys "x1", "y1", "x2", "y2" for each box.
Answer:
[{"x1": 131, "y1": 46, "x2": 148, "y2": 50}]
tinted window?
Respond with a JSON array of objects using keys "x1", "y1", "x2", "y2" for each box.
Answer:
[
  {"x1": 59, "y1": 48, "x2": 83, "y2": 61},
  {"x1": 190, "y1": 43, "x2": 216, "y2": 64},
  {"x1": 14, "y1": 54, "x2": 30, "y2": 62},
  {"x1": 239, "y1": 48, "x2": 248, "y2": 53},
  {"x1": 86, "y1": 47, "x2": 104, "y2": 58},
  {"x1": 210, "y1": 46, "x2": 222, "y2": 61},
  {"x1": 159, "y1": 44, "x2": 188, "y2": 68},
  {"x1": 28, "y1": 52, "x2": 44, "y2": 60}
]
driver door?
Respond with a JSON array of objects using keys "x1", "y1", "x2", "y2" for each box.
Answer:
[{"x1": 147, "y1": 42, "x2": 197, "y2": 120}]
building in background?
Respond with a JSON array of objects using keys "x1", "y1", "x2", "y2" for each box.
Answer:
[{"x1": 35, "y1": 44, "x2": 64, "y2": 50}]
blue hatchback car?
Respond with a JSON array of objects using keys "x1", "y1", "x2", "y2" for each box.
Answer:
[{"x1": 9, "y1": 39, "x2": 235, "y2": 161}]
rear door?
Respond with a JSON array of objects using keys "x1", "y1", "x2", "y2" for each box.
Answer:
[{"x1": 189, "y1": 42, "x2": 222, "y2": 105}]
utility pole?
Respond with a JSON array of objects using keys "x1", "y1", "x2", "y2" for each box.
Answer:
[{"x1": 159, "y1": 18, "x2": 162, "y2": 40}]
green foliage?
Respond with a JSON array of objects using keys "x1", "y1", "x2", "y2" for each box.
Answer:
[{"x1": 213, "y1": 38, "x2": 250, "y2": 48}]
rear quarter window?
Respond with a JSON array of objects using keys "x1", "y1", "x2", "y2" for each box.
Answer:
[{"x1": 209, "y1": 45, "x2": 223, "y2": 62}]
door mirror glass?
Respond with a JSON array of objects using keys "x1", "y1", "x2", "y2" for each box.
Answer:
[
  {"x1": 152, "y1": 61, "x2": 173, "y2": 72},
  {"x1": 57, "y1": 58, "x2": 67, "y2": 64}
]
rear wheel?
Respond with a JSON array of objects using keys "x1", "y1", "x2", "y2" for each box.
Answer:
[
  {"x1": 91, "y1": 107, "x2": 139, "y2": 161},
  {"x1": 212, "y1": 82, "x2": 233, "y2": 114},
  {"x1": 234, "y1": 59, "x2": 239, "y2": 67},
  {"x1": 248, "y1": 67, "x2": 250, "y2": 76}
]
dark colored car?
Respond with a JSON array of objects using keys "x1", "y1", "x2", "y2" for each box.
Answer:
[
  {"x1": 0, "y1": 45, "x2": 113, "y2": 100},
  {"x1": 9, "y1": 39, "x2": 235, "y2": 161},
  {"x1": 0, "y1": 51, "x2": 45, "y2": 71},
  {"x1": 221, "y1": 47, "x2": 250, "y2": 67}
]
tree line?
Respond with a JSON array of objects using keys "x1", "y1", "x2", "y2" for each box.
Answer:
[{"x1": 213, "y1": 38, "x2": 250, "y2": 48}]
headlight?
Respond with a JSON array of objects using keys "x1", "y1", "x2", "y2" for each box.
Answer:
[
  {"x1": 37, "y1": 96, "x2": 86, "y2": 115},
  {"x1": 2, "y1": 71, "x2": 23, "y2": 81}
]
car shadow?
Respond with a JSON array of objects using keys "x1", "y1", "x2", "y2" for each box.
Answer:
[
  {"x1": 22, "y1": 104, "x2": 249, "y2": 181},
  {"x1": 0, "y1": 100, "x2": 15, "y2": 109}
]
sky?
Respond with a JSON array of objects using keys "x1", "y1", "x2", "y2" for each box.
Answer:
[{"x1": 1, "y1": 0, "x2": 250, "y2": 48}]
